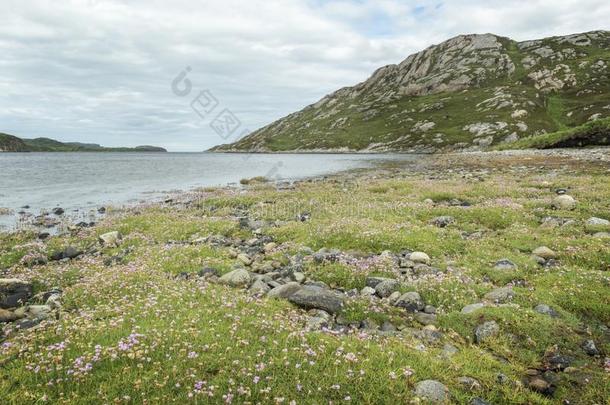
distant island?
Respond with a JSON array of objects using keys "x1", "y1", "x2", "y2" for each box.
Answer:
[{"x1": 0, "y1": 133, "x2": 167, "y2": 152}]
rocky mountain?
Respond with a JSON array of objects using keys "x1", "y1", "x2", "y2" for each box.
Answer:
[
  {"x1": 0, "y1": 133, "x2": 167, "y2": 152},
  {"x1": 212, "y1": 30, "x2": 610, "y2": 152}
]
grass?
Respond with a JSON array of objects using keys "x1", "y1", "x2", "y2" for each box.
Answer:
[
  {"x1": 496, "y1": 117, "x2": 610, "y2": 150},
  {"x1": 1, "y1": 151, "x2": 609, "y2": 404}
]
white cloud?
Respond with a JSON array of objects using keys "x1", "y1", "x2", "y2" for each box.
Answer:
[{"x1": 0, "y1": 0, "x2": 608, "y2": 151}]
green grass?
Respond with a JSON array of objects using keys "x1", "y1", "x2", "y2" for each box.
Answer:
[
  {"x1": 1, "y1": 151, "x2": 609, "y2": 404},
  {"x1": 496, "y1": 117, "x2": 610, "y2": 150}
]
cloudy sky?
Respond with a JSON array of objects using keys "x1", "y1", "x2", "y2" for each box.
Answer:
[{"x1": 1, "y1": 0, "x2": 608, "y2": 151}]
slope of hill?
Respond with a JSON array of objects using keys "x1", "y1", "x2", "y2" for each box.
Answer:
[
  {"x1": 0, "y1": 134, "x2": 167, "y2": 152},
  {"x1": 0, "y1": 133, "x2": 29, "y2": 152},
  {"x1": 212, "y1": 30, "x2": 610, "y2": 152}
]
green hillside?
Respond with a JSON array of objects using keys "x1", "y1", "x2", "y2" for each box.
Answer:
[
  {"x1": 0, "y1": 134, "x2": 167, "y2": 152},
  {"x1": 212, "y1": 31, "x2": 610, "y2": 152}
]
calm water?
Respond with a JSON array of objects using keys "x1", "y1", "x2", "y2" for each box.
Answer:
[{"x1": 0, "y1": 152, "x2": 415, "y2": 230}]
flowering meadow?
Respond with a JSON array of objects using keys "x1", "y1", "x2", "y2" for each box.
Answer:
[{"x1": 1, "y1": 150, "x2": 609, "y2": 404}]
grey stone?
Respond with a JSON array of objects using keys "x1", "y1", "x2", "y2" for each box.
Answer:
[
  {"x1": 237, "y1": 253, "x2": 253, "y2": 266},
  {"x1": 394, "y1": 291, "x2": 424, "y2": 312},
  {"x1": 218, "y1": 269, "x2": 251, "y2": 287},
  {"x1": 380, "y1": 320, "x2": 397, "y2": 332},
  {"x1": 424, "y1": 305, "x2": 437, "y2": 314},
  {"x1": 374, "y1": 279, "x2": 399, "y2": 298},
  {"x1": 586, "y1": 217, "x2": 610, "y2": 226},
  {"x1": 99, "y1": 231, "x2": 121, "y2": 247},
  {"x1": 288, "y1": 286, "x2": 345, "y2": 314},
  {"x1": 360, "y1": 286, "x2": 376, "y2": 296},
  {"x1": 582, "y1": 340, "x2": 599, "y2": 356},
  {"x1": 267, "y1": 282, "x2": 302, "y2": 299},
  {"x1": 457, "y1": 376, "x2": 481, "y2": 391},
  {"x1": 409, "y1": 252, "x2": 431, "y2": 265},
  {"x1": 493, "y1": 259, "x2": 517, "y2": 271},
  {"x1": 462, "y1": 302, "x2": 486, "y2": 314},
  {"x1": 484, "y1": 287, "x2": 514, "y2": 303},
  {"x1": 414, "y1": 380, "x2": 449, "y2": 403},
  {"x1": 414, "y1": 312, "x2": 437, "y2": 325},
  {"x1": 365, "y1": 276, "x2": 393, "y2": 288},
  {"x1": 534, "y1": 304, "x2": 559, "y2": 317},
  {"x1": 532, "y1": 246, "x2": 557, "y2": 260},
  {"x1": 475, "y1": 321, "x2": 500, "y2": 343},
  {"x1": 551, "y1": 195, "x2": 576, "y2": 210},
  {"x1": 248, "y1": 279, "x2": 270, "y2": 296}
]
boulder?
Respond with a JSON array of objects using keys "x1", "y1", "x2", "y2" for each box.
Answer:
[
  {"x1": 288, "y1": 286, "x2": 344, "y2": 314},
  {"x1": 218, "y1": 269, "x2": 251, "y2": 287},
  {"x1": 551, "y1": 195, "x2": 576, "y2": 210},
  {"x1": 99, "y1": 231, "x2": 121, "y2": 247},
  {"x1": 0, "y1": 279, "x2": 33, "y2": 309},
  {"x1": 414, "y1": 380, "x2": 449, "y2": 403},
  {"x1": 394, "y1": 291, "x2": 424, "y2": 312},
  {"x1": 50, "y1": 246, "x2": 82, "y2": 261},
  {"x1": 475, "y1": 321, "x2": 500, "y2": 343}
]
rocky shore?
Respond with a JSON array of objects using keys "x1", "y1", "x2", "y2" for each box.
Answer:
[{"x1": 0, "y1": 148, "x2": 609, "y2": 404}]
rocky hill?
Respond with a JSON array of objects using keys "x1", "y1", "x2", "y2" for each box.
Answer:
[
  {"x1": 212, "y1": 30, "x2": 610, "y2": 152},
  {"x1": 0, "y1": 133, "x2": 167, "y2": 152}
]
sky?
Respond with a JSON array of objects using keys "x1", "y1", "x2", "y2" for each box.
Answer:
[{"x1": 1, "y1": 0, "x2": 609, "y2": 151}]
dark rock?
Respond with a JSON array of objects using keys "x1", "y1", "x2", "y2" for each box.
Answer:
[
  {"x1": 0, "y1": 279, "x2": 33, "y2": 309},
  {"x1": 545, "y1": 353, "x2": 573, "y2": 371},
  {"x1": 51, "y1": 246, "x2": 82, "y2": 261},
  {"x1": 52, "y1": 207, "x2": 64, "y2": 215},
  {"x1": 288, "y1": 286, "x2": 344, "y2": 314},
  {"x1": 37, "y1": 232, "x2": 50, "y2": 240},
  {"x1": 97, "y1": 206, "x2": 106, "y2": 213},
  {"x1": 297, "y1": 212, "x2": 311, "y2": 222},
  {"x1": 582, "y1": 340, "x2": 599, "y2": 356}
]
